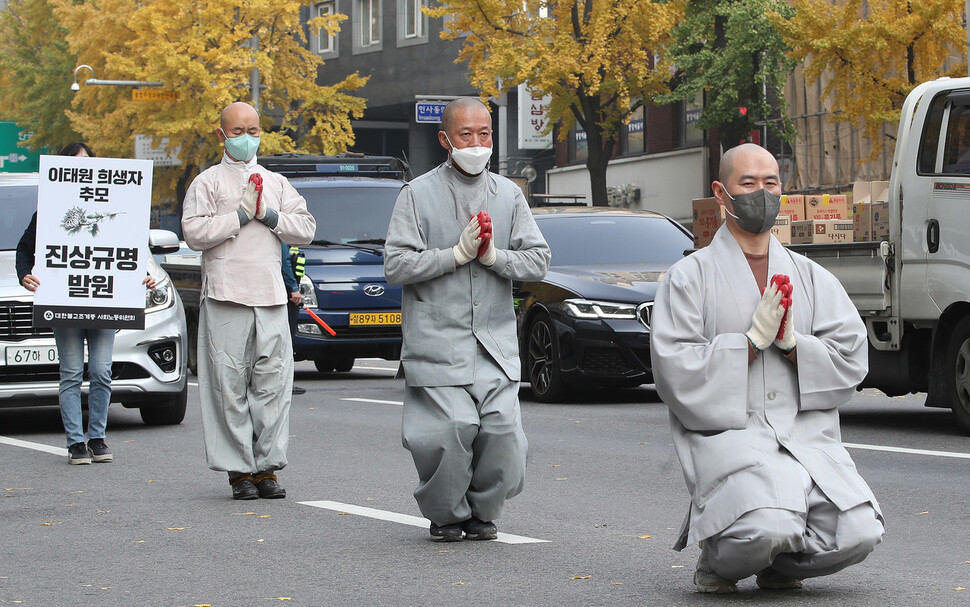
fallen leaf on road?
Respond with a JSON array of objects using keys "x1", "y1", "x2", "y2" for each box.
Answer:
[
  {"x1": 166, "y1": 527, "x2": 187, "y2": 531},
  {"x1": 193, "y1": 604, "x2": 211, "y2": 606},
  {"x1": 259, "y1": 515, "x2": 271, "y2": 518},
  {"x1": 572, "y1": 575, "x2": 592, "y2": 580},
  {"x1": 639, "y1": 535, "x2": 651, "y2": 539},
  {"x1": 671, "y1": 565, "x2": 684, "y2": 569},
  {"x1": 134, "y1": 540, "x2": 145, "y2": 544},
  {"x1": 453, "y1": 581, "x2": 467, "y2": 586},
  {"x1": 123, "y1": 440, "x2": 135, "y2": 443},
  {"x1": 918, "y1": 511, "x2": 929, "y2": 515},
  {"x1": 955, "y1": 587, "x2": 966, "y2": 591},
  {"x1": 233, "y1": 512, "x2": 260, "y2": 516},
  {"x1": 439, "y1": 550, "x2": 456, "y2": 553},
  {"x1": 556, "y1": 477, "x2": 568, "y2": 480},
  {"x1": 273, "y1": 598, "x2": 292, "y2": 601},
  {"x1": 40, "y1": 521, "x2": 53, "y2": 526},
  {"x1": 337, "y1": 512, "x2": 350, "y2": 515}
]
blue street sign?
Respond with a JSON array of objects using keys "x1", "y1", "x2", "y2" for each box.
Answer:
[{"x1": 415, "y1": 101, "x2": 447, "y2": 124}]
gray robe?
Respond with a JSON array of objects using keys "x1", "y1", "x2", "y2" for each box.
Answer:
[
  {"x1": 384, "y1": 164, "x2": 550, "y2": 385},
  {"x1": 650, "y1": 225, "x2": 883, "y2": 549}
]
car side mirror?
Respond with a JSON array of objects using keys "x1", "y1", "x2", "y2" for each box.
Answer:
[{"x1": 149, "y1": 229, "x2": 181, "y2": 255}]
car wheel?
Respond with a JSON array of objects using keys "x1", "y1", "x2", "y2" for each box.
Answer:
[
  {"x1": 139, "y1": 385, "x2": 187, "y2": 425},
  {"x1": 944, "y1": 317, "x2": 970, "y2": 435},
  {"x1": 186, "y1": 315, "x2": 198, "y2": 376},
  {"x1": 333, "y1": 357, "x2": 355, "y2": 372},
  {"x1": 527, "y1": 314, "x2": 564, "y2": 402},
  {"x1": 314, "y1": 357, "x2": 335, "y2": 373}
]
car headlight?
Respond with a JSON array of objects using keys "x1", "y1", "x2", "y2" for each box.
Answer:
[
  {"x1": 145, "y1": 278, "x2": 175, "y2": 313},
  {"x1": 561, "y1": 298, "x2": 637, "y2": 320},
  {"x1": 299, "y1": 274, "x2": 317, "y2": 308}
]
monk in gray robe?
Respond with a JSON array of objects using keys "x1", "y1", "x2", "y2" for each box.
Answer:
[
  {"x1": 651, "y1": 143, "x2": 884, "y2": 593},
  {"x1": 384, "y1": 98, "x2": 550, "y2": 542}
]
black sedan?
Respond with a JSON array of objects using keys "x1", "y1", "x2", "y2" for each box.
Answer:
[{"x1": 516, "y1": 207, "x2": 693, "y2": 402}]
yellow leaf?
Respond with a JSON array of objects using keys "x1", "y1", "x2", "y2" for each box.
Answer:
[
  {"x1": 194, "y1": 604, "x2": 212, "y2": 606},
  {"x1": 337, "y1": 512, "x2": 350, "y2": 515},
  {"x1": 233, "y1": 512, "x2": 259, "y2": 516},
  {"x1": 572, "y1": 575, "x2": 592, "y2": 580},
  {"x1": 166, "y1": 527, "x2": 187, "y2": 531},
  {"x1": 671, "y1": 565, "x2": 684, "y2": 569},
  {"x1": 955, "y1": 587, "x2": 966, "y2": 591},
  {"x1": 274, "y1": 599, "x2": 292, "y2": 601},
  {"x1": 453, "y1": 581, "x2": 467, "y2": 586},
  {"x1": 556, "y1": 477, "x2": 568, "y2": 481},
  {"x1": 40, "y1": 521, "x2": 53, "y2": 526},
  {"x1": 919, "y1": 511, "x2": 930, "y2": 515},
  {"x1": 439, "y1": 550, "x2": 456, "y2": 553},
  {"x1": 639, "y1": 535, "x2": 651, "y2": 539},
  {"x1": 259, "y1": 515, "x2": 271, "y2": 518}
]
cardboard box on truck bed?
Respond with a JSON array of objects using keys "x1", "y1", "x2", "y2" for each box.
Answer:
[
  {"x1": 791, "y1": 219, "x2": 854, "y2": 244},
  {"x1": 692, "y1": 197, "x2": 724, "y2": 248},
  {"x1": 806, "y1": 194, "x2": 849, "y2": 220},
  {"x1": 852, "y1": 180, "x2": 890, "y2": 241}
]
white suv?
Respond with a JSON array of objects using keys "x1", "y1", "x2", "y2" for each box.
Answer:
[{"x1": 0, "y1": 173, "x2": 188, "y2": 425}]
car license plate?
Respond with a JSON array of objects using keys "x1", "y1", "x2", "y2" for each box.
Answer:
[
  {"x1": 348, "y1": 312, "x2": 401, "y2": 326},
  {"x1": 5, "y1": 345, "x2": 59, "y2": 366}
]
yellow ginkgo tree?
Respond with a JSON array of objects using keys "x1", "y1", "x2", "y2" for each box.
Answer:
[
  {"x1": 426, "y1": 0, "x2": 684, "y2": 206},
  {"x1": 47, "y1": 0, "x2": 367, "y2": 208},
  {"x1": 777, "y1": 0, "x2": 966, "y2": 159}
]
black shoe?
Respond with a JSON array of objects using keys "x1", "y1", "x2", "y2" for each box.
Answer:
[
  {"x1": 87, "y1": 438, "x2": 113, "y2": 463},
  {"x1": 230, "y1": 475, "x2": 259, "y2": 500},
  {"x1": 461, "y1": 517, "x2": 498, "y2": 541},
  {"x1": 67, "y1": 442, "x2": 92, "y2": 465},
  {"x1": 430, "y1": 522, "x2": 464, "y2": 542},
  {"x1": 292, "y1": 385, "x2": 306, "y2": 395},
  {"x1": 254, "y1": 473, "x2": 286, "y2": 499}
]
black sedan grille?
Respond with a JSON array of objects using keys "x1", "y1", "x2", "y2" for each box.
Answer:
[
  {"x1": 0, "y1": 302, "x2": 53, "y2": 341},
  {"x1": 582, "y1": 347, "x2": 632, "y2": 374},
  {"x1": 636, "y1": 302, "x2": 652, "y2": 330}
]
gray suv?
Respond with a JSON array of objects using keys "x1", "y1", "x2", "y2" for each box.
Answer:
[{"x1": 0, "y1": 172, "x2": 188, "y2": 425}]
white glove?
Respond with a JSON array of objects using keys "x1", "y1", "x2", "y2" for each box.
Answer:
[
  {"x1": 240, "y1": 180, "x2": 259, "y2": 220},
  {"x1": 745, "y1": 283, "x2": 786, "y2": 352},
  {"x1": 774, "y1": 307, "x2": 796, "y2": 352},
  {"x1": 453, "y1": 216, "x2": 481, "y2": 266},
  {"x1": 478, "y1": 233, "x2": 496, "y2": 266}
]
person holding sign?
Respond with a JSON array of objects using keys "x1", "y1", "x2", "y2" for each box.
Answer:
[
  {"x1": 181, "y1": 102, "x2": 315, "y2": 501},
  {"x1": 16, "y1": 142, "x2": 156, "y2": 465}
]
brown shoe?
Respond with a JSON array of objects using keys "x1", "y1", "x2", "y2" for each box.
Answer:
[{"x1": 253, "y1": 472, "x2": 286, "y2": 499}]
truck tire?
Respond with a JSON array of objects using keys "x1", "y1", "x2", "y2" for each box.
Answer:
[
  {"x1": 944, "y1": 317, "x2": 970, "y2": 435},
  {"x1": 139, "y1": 385, "x2": 188, "y2": 425},
  {"x1": 314, "y1": 357, "x2": 335, "y2": 373},
  {"x1": 334, "y1": 357, "x2": 355, "y2": 372}
]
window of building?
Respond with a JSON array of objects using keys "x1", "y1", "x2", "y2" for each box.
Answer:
[
  {"x1": 620, "y1": 105, "x2": 646, "y2": 156},
  {"x1": 397, "y1": 0, "x2": 428, "y2": 47},
  {"x1": 353, "y1": 0, "x2": 382, "y2": 54},
  {"x1": 675, "y1": 93, "x2": 704, "y2": 149},
  {"x1": 311, "y1": 1, "x2": 338, "y2": 57},
  {"x1": 567, "y1": 125, "x2": 588, "y2": 164}
]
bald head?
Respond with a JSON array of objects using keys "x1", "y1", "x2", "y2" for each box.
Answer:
[
  {"x1": 441, "y1": 98, "x2": 489, "y2": 134},
  {"x1": 221, "y1": 102, "x2": 259, "y2": 130},
  {"x1": 718, "y1": 143, "x2": 778, "y2": 185}
]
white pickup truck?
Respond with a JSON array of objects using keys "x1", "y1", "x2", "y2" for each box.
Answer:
[{"x1": 789, "y1": 77, "x2": 970, "y2": 435}]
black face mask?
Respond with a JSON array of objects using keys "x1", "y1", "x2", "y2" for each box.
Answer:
[{"x1": 724, "y1": 188, "x2": 781, "y2": 234}]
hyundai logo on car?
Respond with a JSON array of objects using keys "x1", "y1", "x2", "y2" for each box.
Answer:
[{"x1": 363, "y1": 284, "x2": 385, "y2": 297}]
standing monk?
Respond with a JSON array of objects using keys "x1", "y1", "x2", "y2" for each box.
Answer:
[
  {"x1": 650, "y1": 143, "x2": 884, "y2": 592},
  {"x1": 384, "y1": 98, "x2": 550, "y2": 541},
  {"x1": 182, "y1": 102, "x2": 316, "y2": 500}
]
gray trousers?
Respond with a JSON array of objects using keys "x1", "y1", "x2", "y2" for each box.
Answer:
[
  {"x1": 198, "y1": 298, "x2": 293, "y2": 474},
  {"x1": 707, "y1": 463, "x2": 884, "y2": 581},
  {"x1": 402, "y1": 347, "x2": 527, "y2": 526}
]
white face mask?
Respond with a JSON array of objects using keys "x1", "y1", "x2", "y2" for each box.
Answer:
[{"x1": 443, "y1": 131, "x2": 491, "y2": 175}]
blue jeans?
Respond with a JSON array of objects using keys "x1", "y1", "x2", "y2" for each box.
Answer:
[{"x1": 53, "y1": 327, "x2": 115, "y2": 446}]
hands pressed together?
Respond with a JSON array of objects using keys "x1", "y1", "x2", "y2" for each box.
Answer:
[
  {"x1": 745, "y1": 274, "x2": 796, "y2": 354},
  {"x1": 239, "y1": 173, "x2": 267, "y2": 221},
  {"x1": 453, "y1": 211, "x2": 496, "y2": 267}
]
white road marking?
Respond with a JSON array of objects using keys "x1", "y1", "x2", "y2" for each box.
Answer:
[
  {"x1": 298, "y1": 500, "x2": 548, "y2": 544},
  {"x1": 844, "y1": 442, "x2": 970, "y2": 459},
  {"x1": 0, "y1": 436, "x2": 66, "y2": 457},
  {"x1": 342, "y1": 397, "x2": 403, "y2": 406}
]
